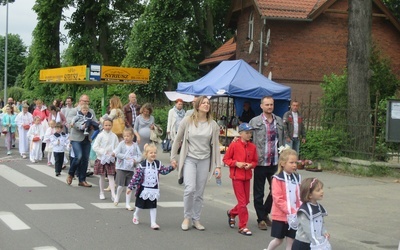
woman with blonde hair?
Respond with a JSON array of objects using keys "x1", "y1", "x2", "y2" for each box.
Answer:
[
  {"x1": 100, "y1": 95, "x2": 125, "y2": 139},
  {"x1": 170, "y1": 95, "x2": 222, "y2": 231}
]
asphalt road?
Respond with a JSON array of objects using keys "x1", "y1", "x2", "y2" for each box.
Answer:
[{"x1": 0, "y1": 142, "x2": 399, "y2": 250}]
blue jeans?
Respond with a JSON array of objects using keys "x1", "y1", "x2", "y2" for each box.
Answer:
[
  {"x1": 285, "y1": 137, "x2": 300, "y2": 155},
  {"x1": 68, "y1": 137, "x2": 91, "y2": 182}
]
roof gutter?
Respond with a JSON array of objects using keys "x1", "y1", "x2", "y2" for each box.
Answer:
[{"x1": 262, "y1": 16, "x2": 313, "y2": 22}]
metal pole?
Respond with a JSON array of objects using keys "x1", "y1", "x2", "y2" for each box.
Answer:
[{"x1": 4, "y1": 0, "x2": 9, "y2": 101}]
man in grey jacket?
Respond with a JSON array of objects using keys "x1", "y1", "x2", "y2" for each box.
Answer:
[
  {"x1": 249, "y1": 96, "x2": 284, "y2": 230},
  {"x1": 66, "y1": 94, "x2": 98, "y2": 187},
  {"x1": 283, "y1": 100, "x2": 306, "y2": 155}
]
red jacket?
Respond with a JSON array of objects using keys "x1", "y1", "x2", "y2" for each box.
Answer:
[{"x1": 223, "y1": 139, "x2": 258, "y2": 181}]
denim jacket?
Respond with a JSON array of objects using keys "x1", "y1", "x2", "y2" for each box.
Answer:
[{"x1": 249, "y1": 113, "x2": 284, "y2": 166}]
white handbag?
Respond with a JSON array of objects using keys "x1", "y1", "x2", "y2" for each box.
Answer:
[{"x1": 307, "y1": 203, "x2": 332, "y2": 250}]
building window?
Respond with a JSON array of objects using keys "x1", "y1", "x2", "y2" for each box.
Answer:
[{"x1": 248, "y1": 11, "x2": 254, "y2": 41}]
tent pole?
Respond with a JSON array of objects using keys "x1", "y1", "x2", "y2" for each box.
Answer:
[{"x1": 224, "y1": 97, "x2": 229, "y2": 149}]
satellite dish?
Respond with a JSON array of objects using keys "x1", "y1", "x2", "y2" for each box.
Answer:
[
  {"x1": 266, "y1": 29, "x2": 271, "y2": 45},
  {"x1": 268, "y1": 71, "x2": 272, "y2": 80},
  {"x1": 249, "y1": 41, "x2": 254, "y2": 54}
]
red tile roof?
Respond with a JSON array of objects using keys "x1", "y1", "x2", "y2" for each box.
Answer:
[
  {"x1": 199, "y1": 37, "x2": 236, "y2": 66},
  {"x1": 255, "y1": 0, "x2": 328, "y2": 19}
]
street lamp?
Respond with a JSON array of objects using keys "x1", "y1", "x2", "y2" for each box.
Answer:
[{"x1": 4, "y1": 0, "x2": 8, "y2": 102}]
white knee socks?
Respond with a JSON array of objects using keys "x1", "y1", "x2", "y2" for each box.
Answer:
[
  {"x1": 125, "y1": 192, "x2": 132, "y2": 208},
  {"x1": 150, "y1": 208, "x2": 157, "y2": 226},
  {"x1": 108, "y1": 175, "x2": 116, "y2": 200},
  {"x1": 115, "y1": 186, "x2": 123, "y2": 203},
  {"x1": 99, "y1": 175, "x2": 105, "y2": 194},
  {"x1": 134, "y1": 207, "x2": 140, "y2": 220}
]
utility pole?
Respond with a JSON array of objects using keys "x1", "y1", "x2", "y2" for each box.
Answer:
[{"x1": 4, "y1": 0, "x2": 9, "y2": 101}]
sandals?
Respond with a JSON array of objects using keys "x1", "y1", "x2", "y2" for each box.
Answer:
[
  {"x1": 227, "y1": 210, "x2": 235, "y2": 228},
  {"x1": 238, "y1": 227, "x2": 252, "y2": 236}
]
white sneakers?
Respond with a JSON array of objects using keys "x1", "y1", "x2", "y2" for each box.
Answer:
[
  {"x1": 132, "y1": 215, "x2": 139, "y2": 225},
  {"x1": 99, "y1": 193, "x2": 105, "y2": 200}
]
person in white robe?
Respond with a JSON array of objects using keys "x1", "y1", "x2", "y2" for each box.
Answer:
[
  {"x1": 27, "y1": 116, "x2": 45, "y2": 163},
  {"x1": 15, "y1": 104, "x2": 33, "y2": 159}
]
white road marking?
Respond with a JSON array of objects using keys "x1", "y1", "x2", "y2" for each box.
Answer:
[
  {"x1": 26, "y1": 164, "x2": 97, "y2": 187},
  {"x1": 0, "y1": 211, "x2": 31, "y2": 230},
  {"x1": 0, "y1": 164, "x2": 46, "y2": 187},
  {"x1": 91, "y1": 203, "x2": 135, "y2": 209},
  {"x1": 157, "y1": 201, "x2": 184, "y2": 207},
  {"x1": 26, "y1": 203, "x2": 84, "y2": 210},
  {"x1": 33, "y1": 247, "x2": 58, "y2": 250}
]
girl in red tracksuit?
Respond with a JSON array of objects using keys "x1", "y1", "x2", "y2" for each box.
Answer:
[{"x1": 223, "y1": 123, "x2": 258, "y2": 236}]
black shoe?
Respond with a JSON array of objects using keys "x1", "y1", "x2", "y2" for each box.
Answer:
[
  {"x1": 56, "y1": 172, "x2": 60, "y2": 176},
  {"x1": 86, "y1": 171, "x2": 94, "y2": 177},
  {"x1": 12, "y1": 144, "x2": 15, "y2": 148},
  {"x1": 178, "y1": 177, "x2": 184, "y2": 185}
]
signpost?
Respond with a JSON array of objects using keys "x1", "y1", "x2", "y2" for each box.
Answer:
[{"x1": 39, "y1": 65, "x2": 150, "y2": 114}]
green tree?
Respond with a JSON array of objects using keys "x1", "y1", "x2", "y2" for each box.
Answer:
[
  {"x1": 347, "y1": 0, "x2": 373, "y2": 154},
  {"x1": 0, "y1": 0, "x2": 15, "y2": 5},
  {"x1": 122, "y1": 0, "x2": 198, "y2": 99},
  {"x1": 0, "y1": 34, "x2": 27, "y2": 87},
  {"x1": 369, "y1": 45, "x2": 400, "y2": 107},
  {"x1": 189, "y1": 0, "x2": 232, "y2": 59},
  {"x1": 22, "y1": 0, "x2": 70, "y2": 101},
  {"x1": 64, "y1": 0, "x2": 144, "y2": 66},
  {"x1": 383, "y1": 0, "x2": 400, "y2": 20}
]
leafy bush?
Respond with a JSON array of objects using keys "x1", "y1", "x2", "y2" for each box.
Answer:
[
  {"x1": 320, "y1": 72, "x2": 347, "y2": 129},
  {"x1": 300, "y1": 128, "x2": 346, "y2": 161}
]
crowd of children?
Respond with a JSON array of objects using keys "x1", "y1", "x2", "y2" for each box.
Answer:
[{"x1": 1, "y1": 97, "x2": 331, "y2": 245}]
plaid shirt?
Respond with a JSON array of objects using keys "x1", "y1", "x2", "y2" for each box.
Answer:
[{"x1": 262, "y1": 113, "x2": 278, "y2": 166}]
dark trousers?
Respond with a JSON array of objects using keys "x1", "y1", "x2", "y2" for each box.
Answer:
[
  {"x1": 54, "y1": 152, "x2": 65, "y2": 174},
  {"x1": 253, "y1": 165, "x2": 277, "y2": 222}
]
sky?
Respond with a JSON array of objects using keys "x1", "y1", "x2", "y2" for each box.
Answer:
[{"x1": 0, "y1": 0, "x2": 72, "y2": 51}]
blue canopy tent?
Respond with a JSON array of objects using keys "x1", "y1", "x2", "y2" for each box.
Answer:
[{"x1": 176, "y1": 59, "x2": 291, "y2": 117}]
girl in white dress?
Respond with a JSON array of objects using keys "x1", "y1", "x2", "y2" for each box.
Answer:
[
  {"x1": 27, "y1": 116, "x2": 45, "y2": 163},
  {"x1": 127, "y1": 143, "x2": 176, "y2": 230},
  {"x1": 44, "y1": 120, "x2": 56, "y2": 165},
  {"x1": 92, "y1": 119, "x2": 119, "y2": 200}
]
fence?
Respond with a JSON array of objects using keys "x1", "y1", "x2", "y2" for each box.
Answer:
[
  {"x1": 208, "y1": 95, "x2": 400, "y2": 163},
  {"x1": 300, "y1": 100, "x2": 400, "y2": 163}
]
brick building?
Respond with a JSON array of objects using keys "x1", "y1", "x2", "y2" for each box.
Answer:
[{"x1": 200, "y1": 0, "x2": 400, "y2": 102}]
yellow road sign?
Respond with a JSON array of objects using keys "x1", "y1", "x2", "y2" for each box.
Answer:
[
  {"x1": 101, "y1": 66, "x2": 150, "y2": 82},
  {"x1": 39, "y1": 65, "x2": 87, "y2": 82}
]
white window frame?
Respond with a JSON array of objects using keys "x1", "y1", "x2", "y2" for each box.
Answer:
[{"x1": 248, "y1": 11, "x2": 254, "y2": 41}]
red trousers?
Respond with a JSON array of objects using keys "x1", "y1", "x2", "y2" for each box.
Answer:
[{"x1": 229, "y1": 179, "x2": 250, "y2": 229}]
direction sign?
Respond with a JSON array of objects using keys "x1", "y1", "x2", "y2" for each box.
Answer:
[
  {"x1": 101, "y1": 66, "x2": 150, "y2": 82},
  {"x1": 39, "y1": 65, "x2": 87, "y2": 82}
]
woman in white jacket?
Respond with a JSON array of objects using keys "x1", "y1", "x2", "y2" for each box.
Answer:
[{"x1": 166, "y1": 99, "x2": 185, "y2": 144}]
